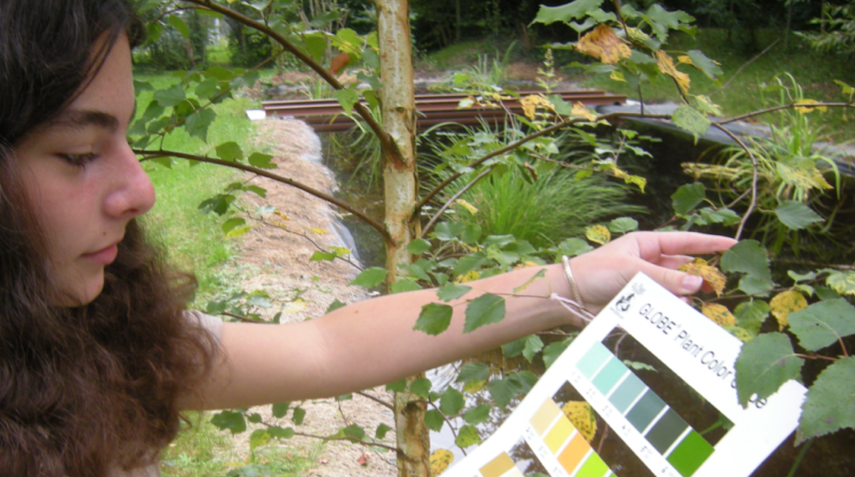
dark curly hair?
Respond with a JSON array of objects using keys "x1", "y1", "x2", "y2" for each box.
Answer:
[{"x1": 0, "y1": 1, "x2": 218, "y2": 474}]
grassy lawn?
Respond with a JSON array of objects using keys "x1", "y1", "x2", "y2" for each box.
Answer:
[{"x1": 577, "y1": 29, "x2": 855, "y2": 143}]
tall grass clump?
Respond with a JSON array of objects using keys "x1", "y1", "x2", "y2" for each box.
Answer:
[{"x1": 443, "y1": 166, "x2": 644, "y2": 248}]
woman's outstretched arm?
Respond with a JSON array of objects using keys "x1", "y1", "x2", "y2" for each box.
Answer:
[{"x1": 189, "y1": 231, "x2": 736, "y2": 410}]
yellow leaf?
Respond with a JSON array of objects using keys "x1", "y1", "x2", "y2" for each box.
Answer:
[
  {"x1": 455, "y1": 198, "x2": 480, "y2": 215},
  {"x1": 769, "y1": 290, "x2": 808, "y2": 330},
  {"x1": 777, "y1": 160, "x2": 832, "y2": 191},
  {"x1": 723, "y1": 325, "x2": 754, "y2": 342},
  {"x1": 275, "y1": 211, "x2": 290, "y2": 221},
  {"x1": 520, "y1": 94, "x2": 553, "y2": 120},
  {"x1": 626, "y1": 27, "x2": 653, "y2": 45},
  {"x1": 603, "y1": 163, "x2": 647, "y2": 192},
  {"x1": 513, "y1": 261, "x2": 540, "y2": 271},
  {"x1": 463, "y1": 379, "x2": 486, "y2": 393},
  {"x1": 677, "y1": 55, "x2": 693, "y2": 65},
  {"x1": 678, "y1": 258, "x2": 727, "y2": 296},
  {"x1": 571, "y1": 101, "x2": 598, "y2": 121},
  {"x1": 610, "y1": 70, "x2": 627, "y2": 82},
  {"x1": 282, "y1": 298, "x2": 307, "y2": 313},
  {"x1": 828, "y1": 271, "x2": 855, "y2": 296},
  {"x1": 562, "y1": 401, "x2": 597, "y2": 443},
  {"x1": 575, "y1": 24, "x2": 631, "y2": 65},
  {"x1": 310, "y1": 228, "x2": 327, "y2": 235},
  {"x1": 654, "y1": 50, "x2": 690, "y2": 92},
  {"x1": 586, "y1": 225, "x2": 611, "y2": 245},
  {"x1": 454, "y1": 270, "x2": 481, "y2": 284},
  {"x1": 794, "y1": 99, "x2": 828, "y2": 113},
  {"x1": 702, "y1": 303, "x2": 736, "y2": 326},
  {"x1": 430, "y1": 449, "x2": 454, "y2": 476}
]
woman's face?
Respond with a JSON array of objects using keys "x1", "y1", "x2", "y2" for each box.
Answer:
[{"x1": 14, "y1": 34, "x2": 155, "y2": 306}]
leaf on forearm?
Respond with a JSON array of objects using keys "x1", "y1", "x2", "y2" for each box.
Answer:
[
  {"x1": 769, "y1": 290, "x2": 808, "y2": 331},
  {"x1": 788, "y1": 299, "x2": 855, "y2": 351},
  {"x1": 414, "y1": 303, "x2": 453, "y2": 335},
  {"x1": 463, "y1": 294, "x2": 506, "y2": 333},
  {"x1": 735, "y1": 333, "x2": 804, "y2": 406},
  {"x1": 798, "y1": 356, "x2": 855, "y2": 443}
]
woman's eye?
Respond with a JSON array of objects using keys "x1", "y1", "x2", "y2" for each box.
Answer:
[{"x1": 59, "y1": 152, "x2": 99, "y2": 167}]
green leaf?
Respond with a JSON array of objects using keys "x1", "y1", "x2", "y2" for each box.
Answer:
[
  {"x1": 735, "y1": 333, "x2": 804, "y2": 406},
  {"x1": 349, "y1": 267, "x2": 387, "y2": 288},
  {"x1": 523, "y1": 335, "x2": 545, "y2": 362},
  {"x1": 375, "y1": 423, "x2": 393, "y2": 440},
  {"x1": 303, "y1": 32, "x2": 327, "y2": 63},
  {"x1": 502, "y1": 337, "x2": 526, "y2": 358},
  {"x1": 721, "y1": 240, "x2": 772, "y2": 282},
  {"x1": 167, "y1": 15, "x2": 190, "y2": 38},
  {"x1": 456, "y1": 363, "x2": 490, "y2": 383},
  {"x1": 424, "y1": 410, "x2": 444, "y2": 431},
  {"x1": 507, "y1": 371, "x2": 538, "y2": 395},
  {"x1": 686, "y1": 50, "x2": 723, "y2": 79},
  {"x1": 216, "y1": 141, "x2": 244, "y2": 162},
  {"x1": 185, "y1": 108, "x2": 216, "y2": 141},
  {"x1": 272, "y1": 402, "x2": 290, "y2": 419},
  {"x1": 409, "y1": 377, "x2": 432, "y2": 399},
  {"x1": 453, "y1": 252, "x2": 488, "y2": 276},
  {"x1": 433, "y1": 222, "x2": 465, "y2": 241},
  {"x1": 463, "y1": 294, "x2": 506, "y2": 333},
  {"x1": 414, "y1": 303, "x2": 453, "y2": 335},
  {"x1": 407, "y1": 238, "x2": 431, "y2": 255},
  {"x1": 461, "y1": 224, "x2": 482, "y2": 245},
  {"x1": 222, "y1": 218, "x2": 246, "y2": 234},
  {"x1": 788, "y1": 299, "x2": 855, "y2": 352},
  {"x1": 269, "y1": 426, "x2": 295, "y2": 439},
  {"x1": 463, "y1": 404, "x2": 492, "y2": 425},
  {"x1": 798, "y1": 356, "x2": 855, "y2": 442},
  {"x1": 557, "y1": 237, "x2": 593, "y2": 257},
  {"x1": 333, "y1": 88, "x2": 360, "y2": 115},
  {"x1": 440, "y1": 388, "x2": 465, "y2": 416},
  {"x1": 154, "y1": 85, "x2": 186, "y2": 108},
  {"x1": 672, "y1": 105, "x2": 710, "y2": 143},
  {"x1": 775, "y1": 201, "x2": 823, "y2": 230},
  {"x1": 248, "y1": 152, "x2": 275, "y2": 169},
  {"x1": 487, "y1": 379, "x2": 515, "y2": 408},
  {"x1": 608, "y1": 217, "x2": 639, "y2": 235},
  {"x1": 211, "y1": 411, "x2": 247, "y2": 434},
  {"x1": 343, "y1": 424, "x2": 365, "y2": 441},
  {"x1": 391, "y1": 280, "x2": 422, "y2": 294},
  {"x1": 827, "y1": 271, "x2": 855, "y2": 296},
  {"x1": 671, "y1": 182, "x2": 705, "y2": 216},
  {"x1": 734, "y1": 300, "x2": 770, "y2": 335},
  {"x1": 455, "y1": 425, "x2": 483, "y2": 448},
  {"x1": 641, "y1": 4, "x2": 695, "y2": 42},
  {"x1": 386, "y1": 379, "x2": 407, "y2": 392},
  {"x1": 738, "y1": 276, "x2": 774, "y2": 296},
  {"x1": 249, "y1": 429, "x2": 271, "y2": 451},
  {"x1": 292, "y1": 407, "x2": 306, "y2": 425},
  {"x1": 310, "y1": 251, "x2": 336, "y2": 262},
  {"x1": 532, "y1": 0, "x2": 604, "y2": 25},
  {"x1": 437, "y1": 284, "x2": 471, "y2": 302},
  {"x1": 544, "y1": 339, "x2": 574, "y2": 368}
]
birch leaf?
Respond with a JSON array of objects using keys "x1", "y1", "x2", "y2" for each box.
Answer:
[
  {"x1": 430, "y1": 450, "x2": 454, "y2": 476},
  {"x1": 654, "y1": 50, "x2": 690, "y2": 92},
  {"x1": 702, "y1": 303, "x2": 736, "y2": 326},
  {"x1": 678, "y1": 258, "x2": 726, "y2": 296},
  {"x1": 575, "y1": 24, "x2": 631, "y2": 64},
  {"x1": 769, "y1": 290, "x2": 808, "y2": 330},
  {"x1": 585, "y1": 225, "x2": 611, "y2": 245},
  {"x1": 562, "y1": 401, "x2": 597, "y2": 442}
]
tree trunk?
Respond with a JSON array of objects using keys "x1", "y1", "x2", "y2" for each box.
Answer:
[{"x1": 375, "y1": 1, "x2": 429, "y2": 477}]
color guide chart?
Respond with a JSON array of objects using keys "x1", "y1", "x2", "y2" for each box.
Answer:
[
  {"x1": 441, "y1": 273, "x2": 807, "y2": 477},
  {"x1": 524, "y1": 398, "x2": 611, "y2": 477},
  {"x1": 573, "y1": 341, "x2": 713, "y2": 477}
]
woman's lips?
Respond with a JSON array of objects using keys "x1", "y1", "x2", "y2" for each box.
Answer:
[{"x1": 82, "y1": 244, "x2": 118, "y2": 265}]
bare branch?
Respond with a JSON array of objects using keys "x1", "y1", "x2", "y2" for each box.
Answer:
[
  {"x1": 718, "y1": 101, "x2": 855, "y2": 125},
  {"x1": 710, "y1": 123, "x2": 758, "y2": 241},
  {"x1": 135, "y1": 148, "x2": 391, "y2": 243},
  {"x1": 421, "y1": 167, "x2": 492, "y2": 238},
  {"x1": 713, "y1": 38, "x2": 780, "y2": 96}
]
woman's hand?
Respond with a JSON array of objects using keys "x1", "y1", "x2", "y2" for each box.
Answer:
[{"x1": 569, "y1": 231, "x2": 737, "y2": 313}]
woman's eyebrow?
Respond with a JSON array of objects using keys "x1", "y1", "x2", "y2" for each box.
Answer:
[{"x1": 45, "y1": 109, "x2": 120, "y2": 132}]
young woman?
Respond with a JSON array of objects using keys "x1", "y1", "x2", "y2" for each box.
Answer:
[{"x1": 0, "y1": 0, "x2": 736, "y2": 475}]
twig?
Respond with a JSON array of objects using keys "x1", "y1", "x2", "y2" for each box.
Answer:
[
  {"x1": 795, "y1": 353, "x2": 839, "y2": 362},
  {"x1": 356, "y1": 391, "x2": 395, "y2": 411},
  {"x1": 222, "y1": 312, "x2": 256, "y2": 323},
  {"x1": 258, "y1": 217, "x2": 364, "y2": 272},
  {"x1": 713, "y1": 38, "x2": 780, "y2": 96},
  {"x1": 421, "y1": 167, "x2": 493, "y2": 238},
  {"x1": 427, "y1": 401, "x2": 469, "y2": 457},
  {"x1": 838, "y1": 336, "x2": 849, "y2": 358},
  {"x1": 134, "y1": 148, "x2": 392, "y2": 243},
  {"x1": 785, "y1": 437, "x2": 814, "y2": 477},
  {"x1": 710, "y1": 123, "x2": 758, "y2": 241},
  {"x1": 253, "y1": 412, "x2": 400, "y2": 452}
]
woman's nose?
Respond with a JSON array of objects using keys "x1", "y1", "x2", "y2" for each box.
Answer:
[{"x1": 103, "y1": 141, "x2": 155, "y2": 219}]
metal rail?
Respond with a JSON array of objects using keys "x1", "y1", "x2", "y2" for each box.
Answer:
[{"x1": 261, "y1": 90, "x2": 626, "y2": 133}]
